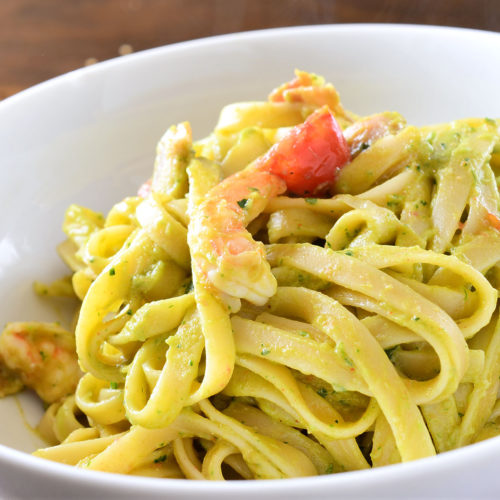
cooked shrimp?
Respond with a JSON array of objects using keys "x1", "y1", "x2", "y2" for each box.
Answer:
[
  {"x1": 0, "y1": 322, "x2": 82, "y2": 403},
  {"x1": 190, "y1": 107, "x2": 350, "y2": 306},
  {"x1": 269, "y1": 70, "x2": 353, "y2": 124}
]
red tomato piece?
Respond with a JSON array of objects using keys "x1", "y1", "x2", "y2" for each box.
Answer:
[{"x1": 256, "y1": 106, "x2": 349, "y2": 196}]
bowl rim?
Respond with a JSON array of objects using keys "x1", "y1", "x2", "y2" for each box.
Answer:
[
  {"x1": 1, "y1": 22, "x2": 500, "y2": 492},
  {"x1": 1, "y1": 22, "x2": 500, "y2": 110},
  {"x1": 1, "y1": 432, "x2": 500, "y2": 493}
]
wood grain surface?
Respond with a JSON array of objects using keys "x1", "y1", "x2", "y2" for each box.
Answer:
[{"x1": 1, "y1": 0, "x2": 499, "y2": 99}]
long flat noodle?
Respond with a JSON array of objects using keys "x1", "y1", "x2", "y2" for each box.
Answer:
[
  {"x1": 457, "y1": 313, "x2": 500, "y2": 446},
  {"x1": 46, "y1": 395, "x2": 85, "y2": 443},
  {"x1": 350, "y1": 244, "x2": 496, "y2": 338},
  {"x1": 221, "y1": 127, "x2": 271, "y2": 178},
  {"x1": 184, "y1": 157, "x2": 236, "y2": 404},
  {"x1": 370, "y1": 414, "x2": 401, "y2": 467},
  {"x1": 62, "y1": 204, "x2": 104, "y2": 255},
  {"x1": 198, "y1": 400, "x2": 317, "y2": 479},
  {"x1": 397, "y1": 172, "x2": 433, "y2": 244},
  {"x1": 294, "y1": 383, "x2": 371, "y2": 471},
  {"x1": 200, "y1": 440, "x2": 237, "y2": 480},
  {"x1": 264, "y1": 195, "x2": 352, "y2": 217},
  {"x1": 325, "y1": 203, "x2": 422, "y2": 251},
  {"x1": 357, "y1": 168, "x2": 417, "y2": 206},
  {"x1": 264, "y1": 192, "x2": 401, "y2": 220},
  {"x1": 385, "y1": 271, "x2": 468, "y2": 320},
  {"x1": 236, "y1": 354, "x2": 378, "y2": 441},
  {"x1": 427, "y1": 229, "x2": 500, "y2": 292},
  {"x1": 223, "y1": 402, "x2": 335, "y2": 475},
  {"x1": 33, "y1": 432, "x2": 126, "y2": 466},
  {"x1": 187, "y1": 410, "x2": 283, "y2": 480},
  {"x1": 264, "y1": 286, "x2": 435, "y2": 461},
  {"x1": 136, "y1": 197, "x2": 190, "y2": 269},
  {"x1": 431, "y1": 131, "x2": 495, "y2": 253},
  {"x1": 168, "y1": 404, "x2": 308, "y2": 480},
  {"x1": 461, "y1": 145, "x2": 500, "y2": 238},
  {"x1": 231, "y1": 316, "x2": 368, "y2": 393},
  {"x1": 173, "y1": 438, "x2": 204, "y2": 480},
  {"x1": 215, "y1": 102, "x2": 305, "y2": 135},
  {"x1": 335, "y1": 126, "x2": 420, "y2": 194},
  {"x1": 75, "y1": 373, "x2": 126, "y2": 426},
  {"x1": 360, "y1": 315, "x2": 421, "y2": 348},
  {"x1": 130, "y1": 451, "x2": 185, "y2": 479},
  {"x1": 222, "y1": 364, "x2": 305, "y2": 423},
  {"x1": 109, "y1": 294, "x2": 195, "y2": 345},
  {"x1": 329, "y1": 286, "x2": 465, "y2": 406},
  {"x1": 83, "y1": 425, "x2": 186, "y2": 473},
  {"x1": 76, "y1": 230, "x2": 171, "y2": 382},
  {"x1": 267, "y1": 208, "x2": 334, "y2": 243},
  {"x1": 124, "y1": 307, "x2": 204, "y2": 428},
  {"x1": 421, "y1": 396, "x2": 460, "y2": 453},
  {"x1": 84, "y1": 224, "x2": 135, "y2": 271},
  {"x1": 221, "y1": 363, "x2": 369, "y2": 471},
  {"x1": 267, "y1": 244, "x2": 469, "y2": 406},
  {"x1": 255, "y1": 312, "x2": 330, "y2": 344},
  {"x1": 151, "y1": 122, "x2": 192, "y2": 203},
  {"x1": 452, "y1": 229, "x2": 500, "y2": 275}
]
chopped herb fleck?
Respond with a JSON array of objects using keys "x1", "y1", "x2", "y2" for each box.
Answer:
[
  {"x1": 154, "y1": 454, "x2": 167, "y2": 463},
  {"x1": 183, "y1": 280, "x2": 193, "y2": 294},
  {"x1": 261, "y1": 348, "x2": 271, "y2": 356},
  {"x1": 248, "y1": 187, "x2": 260, "y2": 192},
  {"x1": 305, "y1": 198, "x2": 318, "y2": 205},
  {"x1": 110, "y1": 382, "x2": 118, "y2": 389},
  {"x1": 360, "y1": 142, "x2": 370, "y2": 151},
  {"x1": 298, "y1": 330, "x2": 310, "y2": 337},
  {"x1": 385, "y1": 346, "x2": 399, "y2": 361},
  {"x1": 325, "y1": 463, "x2": 334, "y2": 474},
  {"x1": 316, "y1": 387, "x2": 328, "y2": 398},
  {"x1": 237, "y1": 198, "x2": 248, "y2": 209},
  {"x1": 344, "y1": 250, "x2": 354, "y2": 256},
  {"x1": 109, "y1": 267, "x2": 116, "y2": 276},
  {"x1": 412, "y1": 316, "x2": 420, "y2": 321},
  {"x1": 39, "y1": 351, "x2": 47, "y2": 361},
  {"x1": 189, "y1": 360, "x2": 193, "y2": 367},
  {"x1": 126, "y1": 309, "x2": 133, "y2": 316}
]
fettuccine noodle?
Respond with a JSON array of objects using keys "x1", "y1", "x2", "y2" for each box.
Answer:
[{"x1": 1, "y1": 70, "x2": 500, "y2": 479}]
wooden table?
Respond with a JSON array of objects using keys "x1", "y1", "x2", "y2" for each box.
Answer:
[{"x1": 1, "y1": 0, "x2": 499, "y2": 99}]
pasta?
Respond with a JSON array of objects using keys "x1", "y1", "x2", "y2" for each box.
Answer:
[{"x1": 1, "y1": 70, "x2": 500, "y2": 479}]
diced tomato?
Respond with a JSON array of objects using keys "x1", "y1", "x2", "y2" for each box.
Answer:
[
  {"x1": 256, "y1": 106, "x2": 349, "y2": 196},
  {"x1": 487, "y1": 211, "x2": 500, "y2": 231}
]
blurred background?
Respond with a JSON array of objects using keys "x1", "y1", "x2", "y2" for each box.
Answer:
[{"x1": 1, "y1": 0, "x2": 499, "y2": 99}]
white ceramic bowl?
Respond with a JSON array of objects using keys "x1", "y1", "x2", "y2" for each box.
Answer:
[{"x1": 1, "y1": 24, "x2": 500, "y2": 498}]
